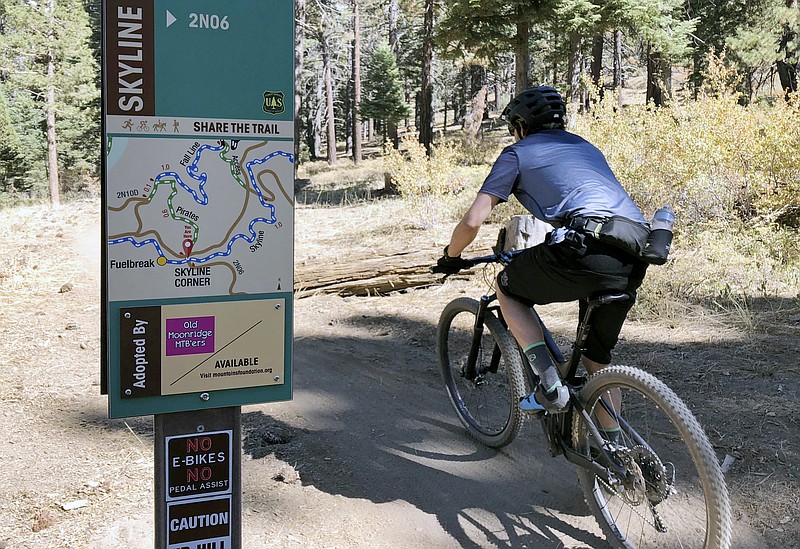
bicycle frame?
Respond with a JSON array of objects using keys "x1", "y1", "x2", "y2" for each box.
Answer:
[
  {"x1": 462, "y1": 293, "x2": 564, "y2": 382},
  {"x1": 438, "y1": 249, "x2": 731, "y2": 547},
  {"x1": 460, "y1": 280, "x2": 635, "y2": 480},
  {"x1": 546, "y1": 292, "x2": 637, "y2": 478}
]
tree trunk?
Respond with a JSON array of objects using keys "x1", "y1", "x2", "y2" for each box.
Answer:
[
  {"x1": 777, "y1": 0, "x2": 799, "y2": 98},
  {"x1": 613, "y1": 29, "x2": 623, "y2": 105},
  {"x1": 777, "y1": 60, "x2": 798, "y2": 96},
  {"x1": 305, "y1": 115, "x2": 318, "y2": 160},
  {"x1": 590, "y1": 35, "x2": 604, "y2": 104},
  {"x1": 514, "y1": 8, "x2": 530, "y2": 92},
  {"x1": 387, "y1": 0, "x2": 400, "y2": 149},
  {"x1": 320, "y1": 33, "x2": 337, "y2": 165},
  {"x1": 646, "y1": 48, "x2": 672, "y2": 107},
  {"x1": 567, "y1": 29, "x2": 583, "y2": 123},
  {"x1": 345, "y1": 92, "x2": 353, "y2": 157},
  {"x1": 294, "y1": 0, "x2": 305, "y2": 168},
  {"x1": 305, "y1": 76, "x2": 323, "y2": 161},
  {"x1": 388, "y1": 0, "x2": 399, "y2": 54},
  {"x1": 351, "y1": 0, "x2": 362, "y2": 162},
  {"x1": 46, "y1": 0, "x2": 59, "y2": 208},
  {"x1": 418, "y1": 0, "x2": 434, "y2": 156},
  {"x1": 46, "y1": 79, "x2": 60, "y2": 208},
  {"x1": 294, "y1": 249, "x2": 441, "y2": 298},
  {"x1": 294, "y1": 230, "x2": 496, "y2": 297},
  {"x1": 468, "y1": 65, "x2": 482, "y2": 98},
  {"x1": 463, "y1": 86, "x2": 487, "y2": 145}
]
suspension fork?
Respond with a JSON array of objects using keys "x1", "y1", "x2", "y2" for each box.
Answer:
[{"x1": 463, "y1": 295, "x2": 493, "y2": 381}]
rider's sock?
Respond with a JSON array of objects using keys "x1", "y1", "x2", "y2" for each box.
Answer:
[{"x1": 523, "y1": 342, "x2": 562, "y2": 392}]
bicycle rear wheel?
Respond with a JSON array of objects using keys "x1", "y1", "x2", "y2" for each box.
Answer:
[
  {"x1": 437, "y1": 297, "x2": 527, "y2": 448},
  {"x1": 572, "y1": 366, "x2": 731, "y2": 549}
]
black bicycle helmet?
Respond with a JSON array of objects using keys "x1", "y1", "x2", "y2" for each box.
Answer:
[{"x1": 501, "y1": 85, "x2": 566, "y2": 134}]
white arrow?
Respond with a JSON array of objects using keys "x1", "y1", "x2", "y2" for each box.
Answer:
[{"x1": 166, "y1": 10, "x2": 177, "y2": 28}]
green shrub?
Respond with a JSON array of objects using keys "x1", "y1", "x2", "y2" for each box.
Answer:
[
  {"x1": 574, "y1": 88, "x2": 800, "y2": 229},
  {"x1": 383, "y1": 136, "x2": 485, "y2": 228}
]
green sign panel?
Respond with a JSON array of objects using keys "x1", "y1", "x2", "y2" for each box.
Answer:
[
  {"x1": 154, "y1": 0, "x2": 294, "y2": 121},
  {"x1": 102, "y1": 0, "x2": 294, "y2": 418}
]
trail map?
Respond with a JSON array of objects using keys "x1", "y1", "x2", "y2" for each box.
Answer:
[{"x1": 106, "y1": 136, "x2": 293, "y2": 301}]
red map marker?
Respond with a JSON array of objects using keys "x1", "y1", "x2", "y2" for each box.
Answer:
[{"x1": 182, "y1": 239, "x2": 194, "y2": 258}]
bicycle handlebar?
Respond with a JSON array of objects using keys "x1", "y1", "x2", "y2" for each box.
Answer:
[
  {"x1": 462, "y1": 248, "x2": 525, "y2": 268},
  {"x1": 430, "y1": 248, "x2": 526, "y2": 277}
]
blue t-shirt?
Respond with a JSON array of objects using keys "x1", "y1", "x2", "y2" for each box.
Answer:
[{"x1": 479, "y1": 130, "x2": 646, "y2": 225}]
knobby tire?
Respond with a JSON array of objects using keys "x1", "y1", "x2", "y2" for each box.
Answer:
[
  {"x1": 437, "y1": 297, "x2": 527, "y2": 448},
  {"x1": 572, "y1": 365, "x2": 732, "y2": 549}
]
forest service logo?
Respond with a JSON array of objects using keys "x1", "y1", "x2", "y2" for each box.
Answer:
[{"x1": 262, "y1": 91, "x2": 285, "y2": 115}]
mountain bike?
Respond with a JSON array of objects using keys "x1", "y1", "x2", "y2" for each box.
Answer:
[{"x1": 435, "y1": 248, "x2": 732, "y2": 549}]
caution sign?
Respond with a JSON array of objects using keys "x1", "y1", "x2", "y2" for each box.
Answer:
[
  {"x1": 167, "y1": 495, "x2": 231, "y2": 548},
  {"x1": 167, "y1": 431, "x2": 232, "y2": 502}
]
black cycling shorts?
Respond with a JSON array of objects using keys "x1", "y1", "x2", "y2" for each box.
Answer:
[{"x1": 497, "y1": 230, "x2": 648, "y2": 364}]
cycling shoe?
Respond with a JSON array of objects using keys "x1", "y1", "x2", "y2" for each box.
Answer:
[{"x1": 519, "y1": 384, "x2": 569, "y2": 414}]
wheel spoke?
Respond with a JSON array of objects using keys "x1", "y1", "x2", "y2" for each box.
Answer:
[
  {"x1": 573, "y1": 366, "x2": 731, "y2": 549},
  {"x1": 437, "y1": 298, "x2": 526, "y2": 448}
]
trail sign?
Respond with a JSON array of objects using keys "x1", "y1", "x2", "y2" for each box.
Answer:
[
  {"x1": 166, "y1": 431, "x2": 232, "y2": 502},
  {"x1": 101, "y1": 0, "x2": 294, "y2": 418},
  {"x1": 155, "y1": 409, "x2": 241, "y2": 549}
]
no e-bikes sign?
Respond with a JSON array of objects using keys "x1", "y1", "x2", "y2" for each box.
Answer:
[
  {"x1": 166, "y1": 431, "x2": 232, "y2": 501},
  {"x1": 165, "y1": 431, "x2": 233, "y2": 548}
]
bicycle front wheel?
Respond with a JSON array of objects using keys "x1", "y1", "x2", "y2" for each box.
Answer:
[
  {"x1": 572, "y1": 366, "x2": 731, "y2": 549},
  {"x1": 437, "y1": 297, "x2": 527, "y2": 448}
]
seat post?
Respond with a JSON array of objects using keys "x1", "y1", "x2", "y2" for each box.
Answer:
[
  {"x1": 572, "y1": 298, "x2": 597, "y2": 363},
  {"x1": 567, "y1": 292, "x2": 632, "y2": 379}
]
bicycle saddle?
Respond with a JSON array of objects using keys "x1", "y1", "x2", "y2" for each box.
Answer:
[{"x1": 587, "y1": 292, "x2": 631, "y2": 307}]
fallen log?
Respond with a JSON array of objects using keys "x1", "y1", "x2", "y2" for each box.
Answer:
[
  {"x1": 294, "y1": 248, "x2": 445, "y2": 298},
  {"x1": 293, "y1": 217, "x2": 547, "y2": 298}
]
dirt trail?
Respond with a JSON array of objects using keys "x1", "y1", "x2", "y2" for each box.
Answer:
[{"x1": 0, "y1": 199, "x2": 795, "y2": 548}]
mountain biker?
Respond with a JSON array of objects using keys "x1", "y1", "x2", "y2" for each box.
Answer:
[{"x1": 435, "y1": 85, "x2": 649, "y2": 417}]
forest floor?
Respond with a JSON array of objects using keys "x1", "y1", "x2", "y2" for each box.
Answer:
[{"x1": 0, "y1": 183, "x2": 798, "y2": 548}]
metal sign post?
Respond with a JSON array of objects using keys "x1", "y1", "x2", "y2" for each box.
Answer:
[
  {"x1": 100, "y1": 1, "x2": 294, "y2": 547},
  {"x1": 155, "y1": 408, "x2": 241, "y2": 549}
]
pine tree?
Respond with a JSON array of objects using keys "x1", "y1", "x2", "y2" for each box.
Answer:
[
  {"x1": 0, "y1": 0, "x2": 98, "y2": 205},
  {"x1": 725, "y1": 0, "x2": 799, "y2": 99},
  {"x1": 360, "y1": 44, "x2": 410, "y2": 143},
  {"x1": 438, "y1": 0, "x2": 550, "y2": 92}
]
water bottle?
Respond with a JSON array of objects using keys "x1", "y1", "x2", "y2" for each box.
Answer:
[{"x1": 641, "y1": 205, "x2": 674, "y2": 265}]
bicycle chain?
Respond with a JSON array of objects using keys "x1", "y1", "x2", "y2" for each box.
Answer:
[
  {"x1": 596, "y1": 446, "x2": 669, "y2": 534},
  {"x1": 596, "y1": 474, "x2": 664, "y2": 531}
]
